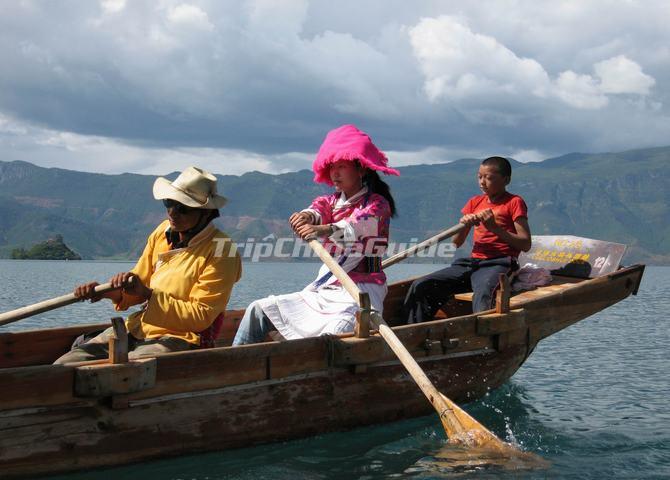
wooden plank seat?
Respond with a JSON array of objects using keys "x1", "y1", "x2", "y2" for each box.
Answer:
[{"x1": 453, "y1": 276, "x2": 582, "y2": 307}]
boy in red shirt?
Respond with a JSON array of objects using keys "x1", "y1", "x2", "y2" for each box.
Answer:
[{"x1": 403, "y1": 156, "x2": 531, "y2": 320}]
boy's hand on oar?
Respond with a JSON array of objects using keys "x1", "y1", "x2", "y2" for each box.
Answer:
[
  {"x1": 477, "y1": 209, "x2": 498, "y2": 231},
  {"x1": 460, "y1": 213, "x2": 481, "y2": 227}
]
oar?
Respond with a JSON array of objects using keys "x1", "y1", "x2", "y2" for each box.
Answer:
[
  {"x1": 307, "y1": 237, "x2": 522, "y2": 453},
  {"x1": 0, "y1": 282, "x2": 122, "y2": 327},
  {"x1": 382, "y1": 223, "x2": 466, "y2": 269}
]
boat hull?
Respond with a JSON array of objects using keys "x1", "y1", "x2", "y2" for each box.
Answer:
[
  {"x1": 0, "y1": 264, "x2": 645, "y2": 478},
  {"x1": 1, "y1": 347, "x2": 527, "y2": 477}
]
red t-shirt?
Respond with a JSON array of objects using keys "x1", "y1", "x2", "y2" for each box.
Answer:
[{"x1": 461, "y1": 192, "x2": 528, "y2": 259}]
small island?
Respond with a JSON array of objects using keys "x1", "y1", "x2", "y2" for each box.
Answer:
[{"x1": 11, "y1": 235, "x2": 82, "y2": 260}]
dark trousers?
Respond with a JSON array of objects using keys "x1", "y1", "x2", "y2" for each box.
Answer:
[{"x1": 403, "y1": 256, "x2": 518, "y2": 323}]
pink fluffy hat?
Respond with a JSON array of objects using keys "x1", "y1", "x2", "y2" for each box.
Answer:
[{"x1": 312, "y1": 124, "x2": 400, "y2": 185}]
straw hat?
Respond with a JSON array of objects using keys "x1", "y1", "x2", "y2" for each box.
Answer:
[{"x1": 153, "y1": 166, "x2": 227, "y2": 209}]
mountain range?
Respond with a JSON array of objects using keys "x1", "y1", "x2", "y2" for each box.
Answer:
[{"x1": 1, "y1": 146, "x2": 668, "y2": 264}]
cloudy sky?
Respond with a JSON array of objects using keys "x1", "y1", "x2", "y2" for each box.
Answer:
[{"x1": 0, "y1": 0, "x2": 667, "y2": 175}]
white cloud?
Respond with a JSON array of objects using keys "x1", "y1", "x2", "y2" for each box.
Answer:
[
  {"x1": 101, "y1": 0, "x2": 126, "y2": 14},
  {"x1": 553, "y1": 71, "x2": 609, "y2": 109},
  {"x1": 595, "y1": 55, "x2": 655, "y2": 95},
  {"x1": 0, "y1": 113, "x2": 28, "y2": 135},
  {"x1": 552, "y1": 55, "x2": 655, "y2": 109},
  {"x1": 386, "y1": 146, "x2": 480, "y2": 167},
  {"x1": 409, "y1": 16, "x2": 550, "y2": 103},
  {"x1": 0, "y1": 112, "x2": 305, "y2": 175},
  {"x1": 509, "y1": 149, "x2": 546, "y2": 163},
  {"x1": 245, "y1": 0, "x2": 308, "y2": 37},
  {"x1": 166, "y1": 4, "x2": 214, "y2": 31},
  {"x1": 409, "y1": 15, "x2": 658, "y2": 116}
]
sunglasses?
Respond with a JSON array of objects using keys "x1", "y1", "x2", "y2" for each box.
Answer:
[{"x1": 162, "y1": 199, "x2": 196, "y2": 214}]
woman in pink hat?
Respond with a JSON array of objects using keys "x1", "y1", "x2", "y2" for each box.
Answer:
[{"x1": 233, "y1": 125, "x2": 399, "y2": 345}]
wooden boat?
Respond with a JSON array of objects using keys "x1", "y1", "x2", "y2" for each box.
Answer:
[{"x1": 0, "y1": 236, "x2": 645, "y2": 478}]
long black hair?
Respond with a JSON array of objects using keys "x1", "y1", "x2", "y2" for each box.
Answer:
[{"x1": 363, "y1": 170, "x2": 397, "y2": 217}]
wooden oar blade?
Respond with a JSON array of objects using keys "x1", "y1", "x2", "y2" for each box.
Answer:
[
  {"x1": 436, "y1": 393, "x2": 547, "y2": 467},
  {"x1": 439, "y1": 393, "x2": 511, "y2": 449}
]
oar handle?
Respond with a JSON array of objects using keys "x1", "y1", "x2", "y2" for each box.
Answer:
[
  {"x1": 382, "y1": 223, "x2": 466, "y2": 269},
  {"x1": 0, "y1": 282, "x2": 121, "y2": 327}
]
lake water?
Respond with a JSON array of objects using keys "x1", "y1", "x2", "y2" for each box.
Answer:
[{"x1": 0, "y1": 260, "x2": 668, "y2": 479}]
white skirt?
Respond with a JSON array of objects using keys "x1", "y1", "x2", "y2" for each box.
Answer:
[{"x1": 258, "y1": 281, "x2": 387, "y2": 340}]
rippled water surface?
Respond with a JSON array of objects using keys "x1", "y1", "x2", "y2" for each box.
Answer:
[{"x1": 1, "y1": 260, "x2": 668, "y2": 479}]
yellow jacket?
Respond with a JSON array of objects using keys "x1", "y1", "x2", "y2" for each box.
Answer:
[{"x1": 114, "y1": 220, "x2": 242, "y2": 345}]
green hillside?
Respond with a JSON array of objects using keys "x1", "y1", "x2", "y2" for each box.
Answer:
[{"x1": 0, "y1": 146, "x2": 668, "y2": 264}]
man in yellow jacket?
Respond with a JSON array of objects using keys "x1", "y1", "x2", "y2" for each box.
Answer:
[{"x1": 54, "y1": 167, "x2": 242, "y2": 364}]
